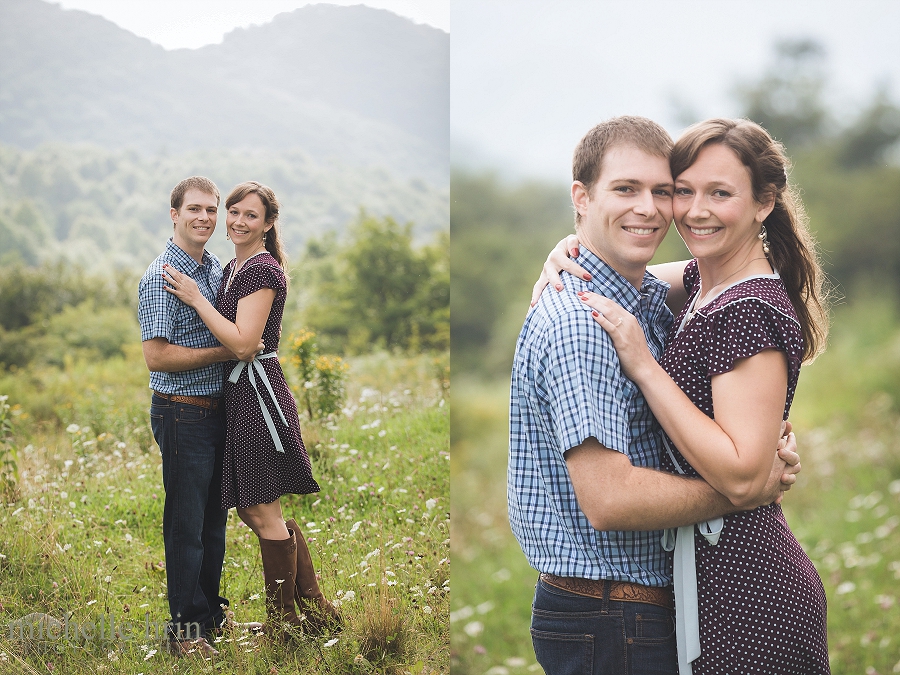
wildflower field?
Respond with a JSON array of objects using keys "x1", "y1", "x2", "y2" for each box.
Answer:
[
  {"x1": 0, "y1": 346, "x2": 450, "y2": 674},
  {"x1": 451, "y1": 298, "x2": 900, "y2": 675}
]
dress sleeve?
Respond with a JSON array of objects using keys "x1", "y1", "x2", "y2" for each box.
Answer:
[
  {"x1": 704, "y1": 296, "x2": 804, "y2": 389},
  {"x1": 235, "y1": 261, "x2": 286, "y2": 300},
  {"x1": 683, "y1": 258, "x2": 700, "y2": 295}
]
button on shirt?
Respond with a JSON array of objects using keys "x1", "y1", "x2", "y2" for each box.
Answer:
[
  {"x1": 509, "y1": 248, "x2": 674, "y2": 586},
  {"x1": 138, "y1": 238, "x2": 224, "y2": 396}
]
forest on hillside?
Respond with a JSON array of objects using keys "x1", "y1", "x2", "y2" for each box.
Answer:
[{"x1": 0, "y1": 143, "x2": 448, "y2": 270}]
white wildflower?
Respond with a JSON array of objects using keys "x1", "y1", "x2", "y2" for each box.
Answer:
[
  {"x1": 463, "y1": 621, "x2": 484, "y2": 637},
  {"x1": 450, "y1": 606, "x2": 474, "y2": 623},
  {"x1": 836, "y1": 581, "x2": 856, "y2": 595}
]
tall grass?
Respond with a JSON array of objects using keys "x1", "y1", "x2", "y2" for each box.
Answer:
[{"x1": 0, "y1": 347, "x2": 449, "y2": 674}]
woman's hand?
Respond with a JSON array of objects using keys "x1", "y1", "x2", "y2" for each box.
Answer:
[
  {"x1": 162, "y1": 264, "x2": 204, "y2": 308},
  {"x1": 530, "y1": 234, "x2": 592, "y2": 307},
  {"x1": 577, "y1": 291, "x2": 655, "y2": 382}
]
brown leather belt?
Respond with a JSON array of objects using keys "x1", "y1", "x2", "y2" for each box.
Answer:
[
  {"x1": 153, "y1": 391, "x2": 223, "y2": 411},
  {"x1": 540, "y1": 573, "x2": 674, "y2": 610}
]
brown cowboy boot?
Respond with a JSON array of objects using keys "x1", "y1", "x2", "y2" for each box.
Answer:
[
  {"x1": 285, "y1": 518, "x2": 342, "y2": 633},
  {"x1": 258, "y1": 531, "x2": 305, "y2": 639}
]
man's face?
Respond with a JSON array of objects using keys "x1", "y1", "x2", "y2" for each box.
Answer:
[
  {"x1": 170, "y1": 189, "x2": 218, "y2": 252},
  {"x1": 572, "y1": 145, "x2": 673, "y2": 287}
]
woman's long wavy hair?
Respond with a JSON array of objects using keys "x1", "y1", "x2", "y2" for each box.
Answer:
[
  {"x1": 225, "y1": 181, "x2": 289, "y2": 287},
  {"x1": 671, "y1": 118, "x2": 830, "y2": 363}
]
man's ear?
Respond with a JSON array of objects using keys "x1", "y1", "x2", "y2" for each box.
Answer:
[
  {"x1": 572, "y1": 181, "x2": 590, "y2": 219},
  {"x1": 170, "y1": 207, "x2": 179, "y2": 226}
]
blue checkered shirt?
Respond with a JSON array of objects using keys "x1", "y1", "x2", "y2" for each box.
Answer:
[
  {"x1": 138, "y1": 238, "x2": 224, "y2": 396},
  {"x1": 509, "y1": 248, "x2": 675, "y2": 585}
]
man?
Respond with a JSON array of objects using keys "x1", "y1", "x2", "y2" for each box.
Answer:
[
  {"x1": 138, "y1": 176, "x2": 247, "y2": 656},
  {"x1": 508, "y1": 117, "x2": 799, "y2": 674}
]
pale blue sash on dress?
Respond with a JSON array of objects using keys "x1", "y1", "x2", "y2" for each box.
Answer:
[
  {"x1": 228, "y1": 352, "x2": 288, "y2": 453},
  {"x1": 661, "y1": 436, "x2": 723, "y2": 675}
]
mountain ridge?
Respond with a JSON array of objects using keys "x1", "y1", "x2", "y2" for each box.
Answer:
[{"x1": 0, "y1": 0, "x2": 448, "y2": 184}]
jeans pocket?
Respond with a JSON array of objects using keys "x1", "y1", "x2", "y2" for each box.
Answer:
[
  {"x1": 634, "y1": 610, "x2": 675, "y2": 641},
  {"x1": 531, "y1": 626, "x2": 594, "y2": 675},
  {"x1": 628, "y1": 609, "x2": 677, "y2": 675},
  {"x1": 177, "y1": 405, "x2": 209, "y2": 423}
]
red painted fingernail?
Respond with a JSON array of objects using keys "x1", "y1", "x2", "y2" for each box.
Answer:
[
  {"x1": 592, "y1": 311, "x2": 599, "y2": 317},
  {"x1": 555, "y1": 284, "x2": 563, "y2": 291},
  {"x1": 583, "y1": 273, "x2": 592, "y2": 281},
  {"x1": 572, "y1": 248, "x2": 579, "y2": 256}
]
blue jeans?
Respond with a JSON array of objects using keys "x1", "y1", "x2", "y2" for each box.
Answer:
[
  {"x1": 531, "y1": 576, "x2": 677, "y2": 675},
  {"x1": 150, "y1": 394, "x2": 229, "y2": 640}
]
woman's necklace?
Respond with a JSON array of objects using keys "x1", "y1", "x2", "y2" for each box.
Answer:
[
  {"x1": 225, "y1": 246, "x2": 267, "y2": 293},
  {"x1": 685, "y1": 257, "x2": 769, "y2": 323}
]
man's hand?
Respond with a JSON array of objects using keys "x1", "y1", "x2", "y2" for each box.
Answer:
[
  {"x1": 760, "y1": 421, "x2": 800, "y2": 507},
  {"x1": 530, "y1": 234, "x2": 590, "y2": 307},
  {"x1": 234, "y1": 340, "x2": 266, "y2": 363}
]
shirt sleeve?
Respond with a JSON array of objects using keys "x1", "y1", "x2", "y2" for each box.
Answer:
[
  {"x1": 138, "y1": 265, "x2": 177, "y2": 343},
  {"x1": 541, "y1": 307, "x2": 632, "y2": 457},
  {"x1": 234, "y1": 261, "x2": 286, "y2": 300}
]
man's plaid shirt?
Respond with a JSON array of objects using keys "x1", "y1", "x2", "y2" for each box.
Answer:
[
  {"x1": 508, "y1": 248, "x2": 675, "y2": 586},
  {"x1": 138, "y1": 238, "x2": 224, "y2": 396}
]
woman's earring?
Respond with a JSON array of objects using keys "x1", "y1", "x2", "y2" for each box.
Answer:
[
  {"x1": 226, "y1": 232, "x2": 230, "y2": 241},
  {"x1": 758, "y1": 225, "x2": 770, "y2": 255}
]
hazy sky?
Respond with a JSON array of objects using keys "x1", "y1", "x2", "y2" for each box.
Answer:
[
  {"x1": 453, "y1": 0, "x2": 900, "y2": 180},
  {"x1": 51, "y1": 0, "x2": 450, "y2": 49}
]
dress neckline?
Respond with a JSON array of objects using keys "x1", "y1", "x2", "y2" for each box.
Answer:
[
  {"x1": 677, "y1": 272, "x2": 780, "y2": 336},
  {"x1": 224, "y1": 251, "x2": 268, "y2": 294}
]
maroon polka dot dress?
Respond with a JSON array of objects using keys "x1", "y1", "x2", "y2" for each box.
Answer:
[
  {"x1": 216, "y1": 253, "x2": 320, "y2": 509},
  {"x1": 659, "y1": 260, "x2": 829, "y2": 674}
]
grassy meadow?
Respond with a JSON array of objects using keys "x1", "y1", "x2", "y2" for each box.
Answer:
[
  {"x1": 0, "y1": 346, "x2": 449, "y2": 674},
  {"x1": 450, "y1": 298, "x2": 900, "y2": 675}
]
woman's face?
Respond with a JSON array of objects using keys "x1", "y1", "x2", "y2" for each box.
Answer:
[
  {"x1": 226, "y1": 192, "x2": 272, "y2": 248},
  {"x1": 673, "y1": 143, "x2": 773, "y2": 263}
]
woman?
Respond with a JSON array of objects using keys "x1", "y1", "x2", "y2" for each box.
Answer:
[
  {"x1": 535, "y1": 119, "x2": 830, "y2": 674},
  {"x1": 161, "y1": 181, "x2": 340, "y2": 638}
]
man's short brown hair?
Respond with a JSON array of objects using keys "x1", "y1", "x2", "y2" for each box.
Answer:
[
  {"x1": 170, "y1": 176, "x2": 220, "y2": 211},
  {"x1": 572, "y1": 116, "x2": 673, "y2": 225}
]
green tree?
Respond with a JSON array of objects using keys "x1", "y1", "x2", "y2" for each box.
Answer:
[
  {"x1": 302, "y1": 213, "x2": 448, "y2": 353},
  {"x1": 736, "y1": 38, "x2": 829, "y2": 149},
  {"x1": 835, "y1": 89, "x2": 900, "y2": 169}
]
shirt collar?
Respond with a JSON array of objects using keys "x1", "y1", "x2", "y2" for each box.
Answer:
[
  {"x1": 165, "y1": 237, "x2": 211, "y2": 274},
  {"x1": 573, "y1": 247, "x2": 670, "y2": 311}
]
